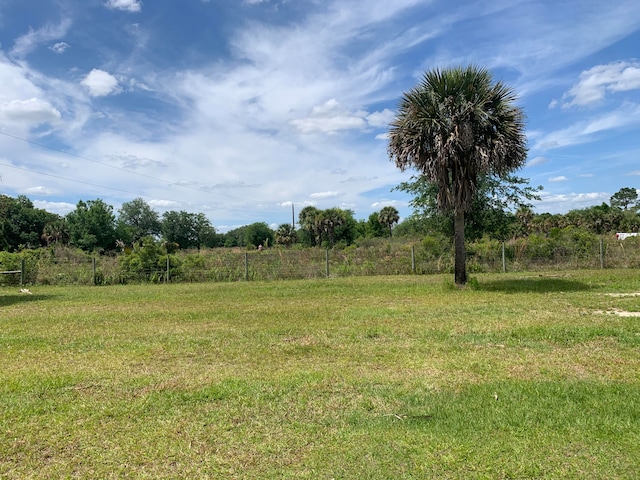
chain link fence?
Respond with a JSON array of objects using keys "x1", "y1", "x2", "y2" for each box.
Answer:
[{"x1": 1, "y1": 235, "x2": 639, "y2": 287}]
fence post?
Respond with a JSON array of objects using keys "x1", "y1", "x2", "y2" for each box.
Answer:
[
  {"x1": 245, "y1": 252, "x2": 249, "y2": 281},
  {"x1": 166, "y1": 256, "x2": 170, "y2": 283},
  {"x1": 599, "y1": 238, "x2": 604, "y2": 269},
  {"x1": 502, "y1": 242, "x2": 506, "y2": 273},
  {"x1": 411, "y1": 246, "x2": 416, "y2": 273},
  {"x1": 20, "y1": 259, "x2": 25, "y2": 286},
  {"x1": 92, "y1": 257, "x2": 97, "y2": 285},
  {"x1": 325, "y1": 249, "x2": 330, "y2": 278}
]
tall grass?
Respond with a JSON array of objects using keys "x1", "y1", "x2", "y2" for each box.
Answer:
[
  {"x1": 1, "y1": 270, "x2": 639, "y2": 478},
  {"x1": 2, "y1": 234, "x2": 639, "y2": 286}
]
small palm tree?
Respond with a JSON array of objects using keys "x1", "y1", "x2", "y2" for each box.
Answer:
[
  {"x1": 299, "y1": 206, "x2": 322, "y2": 246},
  {"x1": 275, "y1": 224, "x2": 297, "y2": 247},
  {"x1": 378, "y1": 206, "x2": 400, "y2": 237},
  {"x1": 388, "y1": 65, "x2": 527, "y2": 285},
  {"x1": 41, "y1": 219, "x2": 70, "y2": 246}
]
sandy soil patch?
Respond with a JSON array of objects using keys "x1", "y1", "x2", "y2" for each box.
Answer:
[{"x1": 594, "y1": 308, "x2": 640, "y2": 317}]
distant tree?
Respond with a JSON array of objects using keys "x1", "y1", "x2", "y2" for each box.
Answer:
[
  {"x1": 378, "y1": 206, "x2": 400, "y2": 237},
  {"x1": 0, "y1": 195, "x2": 60, "y2": 251},
  {"x1": 610, "y1": 187, "x2": 639, "y2": 211},
  {"x1": 363, "y1": 212, "x2": 386, "y2": 238},
  {"x1": 389, "y1": 65, "x2": 528, "y2": 284},
  {"x1": 243, "y1": 222, "x2": 275, "y2": 248},
  {"x1": 275, "y1": 223, "x2": 297, "y2": 247},
  {"x1": 117, "y1": 198, "x2": 161, "y2": 243},
  {"x1": 298, "y1": 206, "x2": 322, "y2": 246},
  {"x1": 161, "y1": 211, "x2": 216, "y2": 250},
  {"x1": 66, "y1": 199, "x2": 117, "y2": 251},
  {"x1": 397, "y1": 174, "x2": 539, "y2": 241},
  {"x1": 515, "y1": 206, "x2": 535, "y2": 236},
  {"x1": 298, "y1": 206, "x2": 357, "y2": 247},
  {"x1": 392, "y1": 215, "x2": 431, "y2": 238},
  {"x1": 332, "y1": 209, "x2": 358, "y2": 247},
  {"x1": 319, "y1": 208, "x2": 345, "y2": 246},
  {"x1": 42, "y1": 219, "x2": 70, "y2": 246}
]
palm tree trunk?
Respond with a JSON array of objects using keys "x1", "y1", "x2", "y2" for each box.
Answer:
[{"x1": 454, "y1": 210, "x2": 467, "y2": 285}]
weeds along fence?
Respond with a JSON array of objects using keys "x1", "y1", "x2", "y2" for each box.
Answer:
[{"x1": 1, "y1": 234, "x2": 639, "y2": 287}]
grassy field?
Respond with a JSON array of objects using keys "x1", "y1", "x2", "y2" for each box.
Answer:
[{"x1": 1, "y1": 270, "x2": 639, "y2": 479}]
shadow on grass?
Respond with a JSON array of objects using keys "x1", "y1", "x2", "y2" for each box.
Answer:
[
  {"x1": 475, "y1": 277, "x2": 592, "y2": 293},
  {"x1": 0, "y1": 293, "x2": 53, "y2": 307}
]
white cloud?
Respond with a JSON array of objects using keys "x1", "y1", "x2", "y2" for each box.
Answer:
[
  {"x1": 148, "y1": 199, "x2": 180, "y2": 209},
  {"x1": 290, "y1": 100, "x2": 393, "y2": 134},
  {"x1": 563, "y1": 61, "x2": 640, "y2": 107},
  {"x1": 371, "y1": 199, "x2": 403, "y2": 208},
  {"x1": 109, "y1": 154, "x2": 166, "y2": 169},
  {"x1": 104, "y1": 0, "x2": 142, "y2": 12},
  {"x1": 366, "y1": 108, "x2": 394, "y2": 127},
  {"x1": 626, "y1": 170, "x2": 640, "y2": 176},
  {"x1": 0, "y1": 98, "x2": 61, "y2": 125},
  {"x1": 310, "y1": 191, "x2": 341, "y2": 199},
  {"x1": 534, "y1": 191, "x2": 610, "y2": 213},
  {"x1": 49, "y1": 42, "x2": 70, "y2": 54},
  {"x1": 81, "y1": 69, "x2": 121, "y2": 97},
  {"x1": 10, "y1": 19, "x2": 71, "y2": 58},
  {"x1": 32, "y1": 200, "x2": 76, "y2": 216},
  {"x1": 549, "y1": 176, "x2": 568, "y2": 183},
  {"x1": 527, "y1": 156, "x2": 549, "y2": 167},
  {"x1": 533, "y1": 103, "x2": 640, "y2": 151},
  {"x1": 291, "y1": 99, "x2": 367, "y2": 134},
  {"x1": 25, "y1": 186, "x2": 56, "y2": 195}
]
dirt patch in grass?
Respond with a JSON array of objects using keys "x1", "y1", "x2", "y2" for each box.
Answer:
[{"x1": 594, "y1": 308, "x2": 640, "y2": 317}]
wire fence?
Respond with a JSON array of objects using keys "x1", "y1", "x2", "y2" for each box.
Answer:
[{"x1": 1, "y1": 235, "x2": 638, "y2": 287}]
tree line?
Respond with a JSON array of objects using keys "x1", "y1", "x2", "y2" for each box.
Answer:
[
  {"x1": 0, "y1": 195, "x2": 403, "y2": 253},
  {"x1": 1, "y1": 184, "x2": 638, "y2": 255}
]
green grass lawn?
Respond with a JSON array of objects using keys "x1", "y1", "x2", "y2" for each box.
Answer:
[{"x1": 1, "y1": 270, "x2": 639, "y2": 479}]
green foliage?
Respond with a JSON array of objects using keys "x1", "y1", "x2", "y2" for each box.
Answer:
[
  {"x1": 0, "y1": 249, "x2": 40, "y2": 285},
  {"x1": 378, "y1": 206, "x2": 400, "y2": 236},
  {"x1": 275, "y1": 223, "x2": 297, "y2": 247},
  {"x1": 119, "y1": 236, "x2": 169, "y2": 282},
  {"x1": 242, "y1": 222, "x2": 275, "y2": 248},
  {"x1": 116, "y1": 198, "x2": 162, "y2": 243},
  {"x1": 396, "y1": 173, "x2": 540, "y2": 241},
  {"x1": 359, "y1": 212, "x2": 386, "y2": 238},
  {"x1": 161, "y1": 211, "x2": 216, "y2": 250},
  {"x1": 610, "y1": 186, "x2": 639, "y2": 211},
  {"x1": 0, "y1": 194, "x2": 60, "y2": 251},
  {"x1": 298, "y1": 206, "x2": 357, "y2": 247},
  {"x1": 66, "y1": 199, "x2": 117, "y2": 252}
]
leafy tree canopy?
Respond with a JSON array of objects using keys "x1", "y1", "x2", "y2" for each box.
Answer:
[
  {"x1": 117, "y1": 198, "x2": 161, "y2": 243},
  {"x1": 0, "y1": 194, "x2": 60, "y2": 251},
  {"x1": 610, "y1": 187, "x2": 639, "y2": 211},
  {"x1": 161, "y1": 211, "x2": 216, "y2": 250},
  {"x1": 66, "y1": 199, "x2": 117, "y2": 252},
  {"x1": 396, "y1": 173, "x2": 541, "y2": 241}
]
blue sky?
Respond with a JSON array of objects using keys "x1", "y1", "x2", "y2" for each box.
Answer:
[{"x1": 1, "y1": 0, "x2": 639, "y2": 232}]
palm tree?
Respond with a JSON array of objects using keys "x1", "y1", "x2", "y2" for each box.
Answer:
[
  {"x1": 41, "y1": 219, "x2": 70, "y2": 246},
  {"x1": 378, "y1": 206, "x2": 400, "y2": 237},
  {"x1": 275, "y1": 223, "x2": 297, "y2": 247},
  {"x1": 388, "y1": 65, "x2": 527, "y2": 285},
  {"x1": 320, "y1": 208, "x2": 346, "y2": 247},
  {"x1": 299, "y1": 206, "x2": 322, "y2": 246}
]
